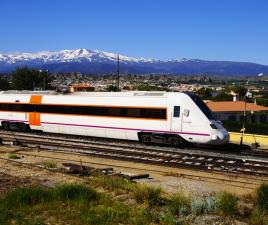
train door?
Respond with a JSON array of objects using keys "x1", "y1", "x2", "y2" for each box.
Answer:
[
  {"x1": 29, "y1": 112, "x2": 41, "y2": 126},
  {"x1": 170, "y1": 106, "x2": 182, "y2": 132},
  {"x1": 29, "y1": 95, "x2": 42, "y2": 127}
]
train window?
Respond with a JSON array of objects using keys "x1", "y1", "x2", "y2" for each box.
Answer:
[
  {"x1": 0, "y1": 104, "x2": 9, "y2": 110},
  {"x1": 142, "y1": 108, "x2": 166, "y2": 119},
  {"x1": 0, "y1": 102, "x2": 167, "y2": 120},
  {"x1": 174, "y1": 106, "x2": 180, "y2": 117},
  {"x1": 108, "y1": 108, "x2": 121, "y2": 116},
  {"x1": 11, "y1": 104, "x2": 23, "y2": 111},
  {"x1": 126, "y1": 108, "x2": 141, "y2": 118},
  {"x1": 186, "y1": 93, "x2": 215, "y2": 120},
  {"x1": 0, "y1": 103, "x2": 34, "y2": 112}
]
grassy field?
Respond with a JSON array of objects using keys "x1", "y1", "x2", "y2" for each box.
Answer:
[{"x1": 1, "y1": 175, "x2": 268, "y2": 225}]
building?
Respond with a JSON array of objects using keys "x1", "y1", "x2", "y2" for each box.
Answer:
[
  {"x1": 69, "y1": 83, "x2": 95, "y2": 92},
  {"x1": 206, "y1": 101, "x2": 268, "y2": 123}
]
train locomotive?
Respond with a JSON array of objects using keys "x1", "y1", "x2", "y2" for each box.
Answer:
[{"x1": 0, "y1": 91, "x2": 229, "y2": 146}]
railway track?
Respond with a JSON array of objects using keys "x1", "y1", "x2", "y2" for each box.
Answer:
[
  {"x1": 1, "y1": 130, "x2": 268, "y2": 177},
  {"x1": 3, "y1": 150, "x2": 268, "y2": 190},
  {"x1": 0, "y1": 129, "x2": 266, "y2": 155}
]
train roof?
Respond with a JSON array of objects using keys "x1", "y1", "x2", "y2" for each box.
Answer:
[{"x1": 0, "y1": 91, "x2": 186, "y2": 98}]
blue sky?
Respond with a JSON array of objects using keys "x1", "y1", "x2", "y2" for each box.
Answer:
[{"x1": 1, "y1": 0, "x2": 268, "y2": 64}]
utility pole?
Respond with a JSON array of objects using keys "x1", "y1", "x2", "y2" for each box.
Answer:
[
  {"x1": 240, "y1": 80, "x2": 249, "y2": 146},
  {"x1": 240, "y1": 96, "x2": 246, "y2": 145},
  {"x1": 117, "y1": 54, "x2": 120, "y2": 92},
  {"x1": 43, "y1": 77, "x2": 46, "y2": 91}
]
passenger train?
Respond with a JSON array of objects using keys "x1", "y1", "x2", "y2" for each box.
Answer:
[{"x1": 0, "y1": 91, "x2": 229, "y2": 146}]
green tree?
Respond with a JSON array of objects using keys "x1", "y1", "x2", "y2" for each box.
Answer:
[
  {"x1": 11, "y1": 67, "x2": 52, "y2": 90},
  {"x1": 0, "y1": 76, "x2": 10, "y2": 90},
  {"x1": 226, "y1": 85, "x2": 247, "y2": 97},
  {"x1": 212, "y1": 92, "x2": 233, "y2": 101},
  {"x1": 196, "y1": 87, "x2": 212, "y2": 99},
  {"x1": 106, "y1": 85, "x2": 118, "y2": 92}
]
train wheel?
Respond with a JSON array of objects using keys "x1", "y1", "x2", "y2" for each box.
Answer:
[
  {"x1": 169, "y1": 136, "x2": 184, "y2": 147},
  {"x1": 19, "y1": 123, "x2": 28, "y2": 132},
  {"x1": 2, "y1": 122, "x2": 9, "y2": 131},
  {"x1": 140, "y1": 134, "x2": 151, "y2": 144}
]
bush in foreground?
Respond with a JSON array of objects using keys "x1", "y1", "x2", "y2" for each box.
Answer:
[
  {"x1": 256, "y1": 183, "x2": 268, "y2": 214},
  {"x1": 134, "y1": 185, "x2": 163, "y2": 208},
  {"x1": 216, "y1": 191, "x2": 238, "y2": 217},
  {"x1": 90, "y1": 175, "x2": 134, "y2": 194},
  {"x1": 1, "y1": 186, "x2": 51, "y2": 208},
  {"x1": 0, "y1": 184, "x2": 98, "y2": 209},
  {"x1": 168, "y1": 193, "x2": 191, "y2": 216},
  {"x1": 191, "y1": 196, "x2": 217, "y2": 215},
  {"x1": 53, "y1": 184, "x2": 98, "y2": 202}
]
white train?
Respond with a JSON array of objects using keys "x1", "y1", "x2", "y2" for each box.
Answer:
[{"x1": 0, "y1": 91, "x2": 229, "y2": 146}]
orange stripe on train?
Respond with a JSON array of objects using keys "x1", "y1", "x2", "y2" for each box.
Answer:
[{"x1": 29, "y1": 95, "x2": 42, "y2": 126}]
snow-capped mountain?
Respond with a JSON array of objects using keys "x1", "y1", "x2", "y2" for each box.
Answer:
[
  {"x1": 0, "y1": 49, "x2": 157, "y2": 64},
  {"x1": 0, "y1": 49, "x2": 268, "y2": 76}
]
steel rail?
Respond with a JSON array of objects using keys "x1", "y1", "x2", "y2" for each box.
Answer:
[{"x1": 1, "y1": 131, "x2": 268, "y2": 177}]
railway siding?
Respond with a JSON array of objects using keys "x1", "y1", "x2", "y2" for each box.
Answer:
[{"x1": 1, "y1": 130, "x2": 268, "y2": 177}]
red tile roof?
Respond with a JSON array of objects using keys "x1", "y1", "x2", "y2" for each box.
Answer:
[{"x1": 206, "y1": 101, "x2": 268, "y2": 112}]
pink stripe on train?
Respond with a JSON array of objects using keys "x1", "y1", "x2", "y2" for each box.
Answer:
[
  {"x1": 42, "y1": 121, "x2": 210, "y2": 136},
  {"x1": 0, "y1": 119, "x2": 210, "y2": 137}
]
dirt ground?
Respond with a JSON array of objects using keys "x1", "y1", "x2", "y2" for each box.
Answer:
[
  {"x1": 0, "y1": 145, "x2": 266, "y2": 196},
  {"x1": 0, "y1": 172, "x2": 33, "y2": 197}
]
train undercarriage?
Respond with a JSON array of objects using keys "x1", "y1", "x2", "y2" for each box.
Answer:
[{"x1": 1, "y1": 121, "x2": 187, "y2": 147}]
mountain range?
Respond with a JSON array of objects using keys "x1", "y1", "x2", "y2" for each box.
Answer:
[{"x1": 0, "y1": 49, "x2": 268, "y2": 76}]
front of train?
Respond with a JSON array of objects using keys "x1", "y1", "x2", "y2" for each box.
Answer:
[
  {"x1": 187, "y1": 93, "x2": 230, "y2": 145},
  {"x1": 209, "y1": 120, "x2": 230, "y2": 144}
]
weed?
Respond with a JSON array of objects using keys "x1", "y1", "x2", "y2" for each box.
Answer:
[
  {"x1": 8, "y1": 153, "x2": 21, "y2": 159},
  {"x1": 191, "y1": 196, "x2": 216, "y2": 215},
  {"x1": 90, "y1": 175, "x2": 134, "y2": 194},
  {"x1": 1, "y1": 186, "x2": 51, "y2": 208},
  {"x1": 216, "y1": 191, "x2": 238, "y2": 217},
  {"x1": 159, "y1": 213, "x2": 176, "y2": 225},
  {"x1": 168, "y1": 192, "x2": 191, "y2": 216},
  {"x1": 256, "y1": 183, "x2": 268, "y2": 214},
  {"x1": 42, "y1": 160, "x2": 57, "y2": 169},
  {"x1": 249, "y1": 208, "x2": 267, "y2": 225},
  {"x1": 134, "y1": 185, "x2": 163, "y2": 208},
  {"x1": 54, "y1": 183, "x2": 98, "y2": 202}
]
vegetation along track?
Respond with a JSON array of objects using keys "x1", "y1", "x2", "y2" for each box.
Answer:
[{"x1": 1, "y1": 130, "x2": 268, "y2": 177}]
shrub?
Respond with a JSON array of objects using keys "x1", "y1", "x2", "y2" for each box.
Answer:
[
  {"x1": 216, "y1": 191, "x2": 238, "y2": 217},
  {"x1": 8, "y1": 153, "x2": 21, "y2": 159},
  {"x1": 191, "y1": 196, "x2": 217, "y2": 215},
  {"x1": 91, "y1": 175, "x2": 134, "y2": 193},
  {"x1": 0, "y1": 184, "x2": 98, "y2": 209},
  {"x1": 256, "y1": 183, "x2": 268, "y2": 213},
  {"x1": 82, "y1": 202, "x2": 131, "y2": 224},
  {"x1": 134, "y1": 185, "x2": 163, "y2": 208},
  {"x1": 1, "y1": 186, "x2": 51, "y2": 208},
  {"x1": 249, "y1": 208, "x2": 267, "y2": 225},
  {"x1": 54, "y1": 184, "x2": 98, "y2": 202},
  {"x1": 42, "y1": 160, "x2": 57, "y2": 169},
  {"x1": 159, "y1": 213, "x2": 176, "y2": 225},
  {"x1": 168, "y1": 193, "x2": 191, "y2": 216}
]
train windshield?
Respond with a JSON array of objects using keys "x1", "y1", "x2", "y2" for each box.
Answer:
[{"x1": 186, "y1": 93, "x2": 215, "y2": 120}]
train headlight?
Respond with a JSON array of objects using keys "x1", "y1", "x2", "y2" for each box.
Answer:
[{"x1": 211, "y1": 135, "x2": 217, "y2": 140}]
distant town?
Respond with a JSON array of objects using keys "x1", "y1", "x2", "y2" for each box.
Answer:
[{"x1": 0, "y1": 67, "x2": 268, "y2": 136}]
